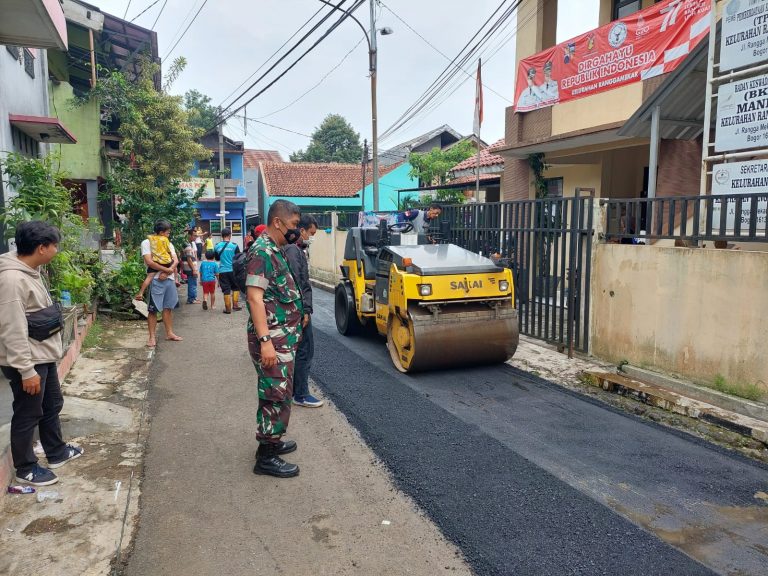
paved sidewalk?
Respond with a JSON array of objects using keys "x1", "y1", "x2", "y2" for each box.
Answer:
[{"x1": 122, "y1": 305, "x2": 471, "y2": 576}]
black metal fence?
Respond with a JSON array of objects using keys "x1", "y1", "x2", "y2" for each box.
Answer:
[
  {"x1": 602, "y1": 192, "x2": 768, "y2": 244},
  {"x1": 303, "y1": 211, "x2": 360, "y2": 230},
  {"x1": 442, "y1": 197, "x2": 594, "y2": 354}
]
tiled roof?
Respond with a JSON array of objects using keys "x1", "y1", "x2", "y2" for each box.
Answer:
[
  {"x1": 448, "y1": 174, "x2": 501, "y2": 186},
  {"x1": 380, "y1": 125, "x2": 463, "y2": 166},
  {"x1": 450, "y1": 139, "x2": 505, "y2": 172},
  {"x1": 243, "y1": 149, "x2": 283, "y2": 168},
  {"x1": 260, "y1": 161, "x2": 402, "y2": 198}
]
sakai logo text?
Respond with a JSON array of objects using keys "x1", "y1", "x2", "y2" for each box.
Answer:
[{"x1": 450, "y1": 280, "x2": 483, "y2": 291}]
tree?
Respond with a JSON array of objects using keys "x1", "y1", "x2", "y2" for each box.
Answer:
[
  {"x1": 290, "y1": 114, "x2": 363, "y2": 163},
  {"x1": 184, "y1": 89, "x2": 219, "y2": 132},
  {"x1": 78, "y1": 57, "x2": 210, "y2": 248},
  {"x1": 408, "y1": 140, "x2": 475, "y2": 187}
]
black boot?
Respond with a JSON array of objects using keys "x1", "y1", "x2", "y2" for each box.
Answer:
[
  {"x1": 254, "y1": 439, "x2": 296, "y2": 459},
  {"x1": 254, "y1": 443, "x2": 299, "y2": 478}
]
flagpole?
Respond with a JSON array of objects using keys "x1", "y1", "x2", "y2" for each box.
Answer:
[{"x1": 474, "y1": 59, "x2": 482, "y2": 201}]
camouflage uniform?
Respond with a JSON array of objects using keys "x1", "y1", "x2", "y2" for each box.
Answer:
[{"x1": 246, "y1": 233, "x2": 303, "y2": 444}]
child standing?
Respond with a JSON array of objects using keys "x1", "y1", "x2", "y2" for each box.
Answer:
[{"x1": 199, "y1": 250, "x2": 219, "y2": 311}]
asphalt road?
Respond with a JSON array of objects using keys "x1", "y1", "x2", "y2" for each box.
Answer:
[{"x1": 310, "y1": 288, "x2": 768, "y2": 576}]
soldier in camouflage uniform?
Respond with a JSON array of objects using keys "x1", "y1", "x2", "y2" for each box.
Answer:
[{"x1": 246, "y1": 199, "x2": 304, "y2": 478}]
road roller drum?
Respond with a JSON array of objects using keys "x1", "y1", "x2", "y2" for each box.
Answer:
[{"x1": 336, "y1": 225, "x2": 519, "y2": 373}]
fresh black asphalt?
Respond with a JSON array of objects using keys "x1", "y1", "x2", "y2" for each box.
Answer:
[{"x1": 309, "y1": 290, "x2": 768, "y2": 576}]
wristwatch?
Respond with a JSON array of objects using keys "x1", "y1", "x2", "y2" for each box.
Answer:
[{"x1": 258, "y1": 335, "x2": 271, "y2": 343}]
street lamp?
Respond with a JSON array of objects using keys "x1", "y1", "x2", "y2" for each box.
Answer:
[{"x1": 317, "y1": 0, "x2": 393, "y2": 211}]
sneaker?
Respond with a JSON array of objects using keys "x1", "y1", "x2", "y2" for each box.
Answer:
[
  {"x1": 294, "y1": 394, "x2": 324, "y2": 408},
  {"x1": 232, "y1": 305, "x2": 243, "y2": 311},
  {"x1": 202, "y1": 301, "x2": 208, "y2": 310},
  {"x1": 223, "y1": 309, "x2": 231, "y2": 314},
  {"x1": 15, "y1": 464, "x2": 58, "y2": 486},
  {"x1": 47, "y1": 444, "x2": 84, "y2": 469}
]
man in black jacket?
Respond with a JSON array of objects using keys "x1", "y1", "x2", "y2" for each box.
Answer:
[{"x1": 284, "y1": 215, "x2": 323, "y2": 408}]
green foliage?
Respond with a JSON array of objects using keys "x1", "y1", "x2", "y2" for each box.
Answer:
[
  {"x1": 711, "y1": 374, "x2": 764, "y2": 402},
  {"x1": 528, "y1": 153, "x2": 549, "y2": 198},
  {"x1": 408, "y1": 140, "x2": 475, "y2": 188},
  {"x1": 77, "y1": 57, "x2": 210, "y2": 250},
  {"x1": 184, "y1": 89, "x2": 219, "y2": 132},
  {"x1": 0, "y1": 154, "x2": 101, "y2": 305},
  {"x1": 290, "y1": 114, "x2": 363, "y2": 163},
  {"x1": 82, "y1": 318, "x2": 103, "y2": 349},
  {"x1": 93, "y1": 252, "x2": 147, "y2": 314}
]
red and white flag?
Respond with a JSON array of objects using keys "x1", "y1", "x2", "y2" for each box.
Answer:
[{"x1": 473, "y1": 59, "x2": 483, "y2": 136}]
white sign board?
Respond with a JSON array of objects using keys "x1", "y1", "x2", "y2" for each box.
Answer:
[
  {"x1": 711, "y1": 160, "x2": 768, "y2": 232},
  {"x1": 720, "y1": 0, "x2": 768, "y2": 72},
  {"x1": 715, "y1": 72, "x2": 768, "y2": 151}
]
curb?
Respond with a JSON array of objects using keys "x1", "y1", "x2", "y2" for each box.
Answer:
[
  {"x1": 622, "y1": 364, "x2": 768, "y2": 422},
  {"x1": 587, "y1": 371, "x2": 768, "y2": 445},
  {"x1": 310, "y1": 278, "x2": 336, "y2": 294}
]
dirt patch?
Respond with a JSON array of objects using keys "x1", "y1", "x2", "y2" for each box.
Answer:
[{"x1": 23, "y1": 516, "x2": 75, "y2": 536}]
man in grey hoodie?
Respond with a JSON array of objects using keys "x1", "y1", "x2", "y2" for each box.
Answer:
[{"x1": 0, "y1": 221, "x2": 83, "y2": 486}]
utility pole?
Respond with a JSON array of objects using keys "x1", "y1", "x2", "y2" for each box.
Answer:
[
  {"x1": 217, "y1": 122, "x2": 226, "y2": 234},
  {"x1": 369, "y1": 0, "x2": 380, "y2": 212},
  {"x1": 361, "y1": 139, "x2": 368, "y2": 213}
]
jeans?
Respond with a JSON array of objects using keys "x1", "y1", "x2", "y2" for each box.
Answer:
[
  {"x1": 186, "y1": 273, "x2": 198, "y2": 303},
  {"x1": 2, "y1": 363, "x2": 66, "y2": 473},
  {"x1": 293, "y1": 319, "x2": 314, "y2": 399}
]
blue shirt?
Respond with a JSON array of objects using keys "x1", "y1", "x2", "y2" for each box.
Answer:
[
  {"x1": 199, "y1": 260, "x2": 219, "y2": 282},
  {"x1": 214, "y1": 241, "x2": 240, "y2": 273}
]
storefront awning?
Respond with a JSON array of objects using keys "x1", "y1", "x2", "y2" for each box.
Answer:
[
  {"x1": 0, "y1": 0, "x2": 68, "y2": 50},
  {"x1": 9, "y1": 114, "x2": 77, "y2": 144}
]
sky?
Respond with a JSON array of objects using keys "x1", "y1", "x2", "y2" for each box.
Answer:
[{"x1": 93, "y1": 0, "x2": 599, "y2": 157}]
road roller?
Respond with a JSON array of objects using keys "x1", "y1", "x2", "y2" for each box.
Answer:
[{"x1": 334, "y1": 224, "x2": 519, "y2": 373}]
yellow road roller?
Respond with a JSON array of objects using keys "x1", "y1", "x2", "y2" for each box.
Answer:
[{"x1": 335, "y1": 225, "x2": 519, "y2": 372}]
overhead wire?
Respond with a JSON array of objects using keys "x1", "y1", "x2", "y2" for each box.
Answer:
[
  {"x1": 151, "y1": 0, "x2": 169, "y2": 29},
  {"x1": 405, "y1": 0, "x2": 545, "y2": 133},
  {"x1": 213, "y1": 0, "x2": 366, "y2": 129},
  {"x1": 256, "y1": 36, "x2": 366, "y2": 120},
  {"x1": 164, "y1": 0, "x2": 209, "y2": 59},
  {"x1": 217, "y1": 0, "x2": 357, "y2": 115},
  {"x1": 123, "y1": 0, "x2": 133, "y2": 19},
  {"x1": 379, "y1": 1, "x2": 512, "y2": 104},
  {"x1": 379, "y1": 0, "x2": 521, "y2": 144},
  {"x1": 130, "y1": 0, "x2": 162, "y2": 22},
  {"x1": 216, "y1": 3, "x2": 330, "y2": 110}
]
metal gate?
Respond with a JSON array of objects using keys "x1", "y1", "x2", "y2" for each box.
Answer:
[{"x1": 442, "y1": 196, "x2": 594, "y2": 354}]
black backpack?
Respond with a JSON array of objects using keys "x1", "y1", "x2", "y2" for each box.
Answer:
[{"x1": 232, "y1": 250, "x2": 249, "y2": 294}]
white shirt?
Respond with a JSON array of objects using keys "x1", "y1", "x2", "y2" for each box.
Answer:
[{"x1": 140, "y1": 239, "x2": 177, "y2": 280}]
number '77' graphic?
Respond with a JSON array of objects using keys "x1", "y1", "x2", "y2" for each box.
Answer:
[{"x1": 660, "y1": 0, "x2": 682, "y2": 32}]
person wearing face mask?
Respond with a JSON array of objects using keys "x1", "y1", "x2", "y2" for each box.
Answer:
[
  {"x1": 284, "y1": 215, "x2": 323, "y2": 408},
  {"x1": 246, "y1": 200, "x2": 305, "y2": 478}
]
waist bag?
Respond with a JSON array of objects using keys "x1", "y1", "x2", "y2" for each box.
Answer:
[{"x1": 26, "y1": 303, "x2": 64, "y2": 342}]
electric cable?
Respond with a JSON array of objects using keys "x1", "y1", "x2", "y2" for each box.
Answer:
[
  {"x1": 379, "y1": 0, "x2": 526, "y2": 145},
  {"x1": 217, "y1": 0, "x2": 357, "y2": 115},
  {"x1": 257, "y1": 37, "x2": 365, "y2": 119},
  {"x1": 379, "y1": 1, "x2": 511, "y2": 104},
  {"x1": 213, "y1": 0, "x2": 366, "y2": 129},
  {"x1": 164, "y1": 0, "x2": 209, "y2": 59},
  {"x1": 130, "y1": 0, "x2": 161, "y2": 22},
  {"x1": 379, "y1": 0, "x2": 520, "y2": 143},
  {"x1": 216, "y1": 3, "x2": 330, "y2": 109},
  {"x1": 151, "y1": 0, "x2": 169, "y2": 29}
]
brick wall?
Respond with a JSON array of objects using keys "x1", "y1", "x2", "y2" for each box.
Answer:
[
  {"x1": 505, "y1": 105, "x2": 552, "y2": 147},
  {"x1": 657, "y1": 138, "x2": 702, "y2": 198},
  {"x1": 502, "y1": 159, "x2": 532, "y2": 201}
]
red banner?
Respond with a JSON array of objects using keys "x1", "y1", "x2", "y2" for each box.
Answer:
[{"x1": 514, "y1": 0, "x2": 711, "y2": 113}]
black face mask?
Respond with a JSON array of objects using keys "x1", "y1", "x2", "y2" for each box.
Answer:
[{"x1": 279, "y1": 220, "x2": 301, "y2": 245}]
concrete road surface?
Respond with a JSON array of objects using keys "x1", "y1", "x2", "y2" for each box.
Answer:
[{"x1": 122, "y1": 303, "x2": 471, "y2": 576}]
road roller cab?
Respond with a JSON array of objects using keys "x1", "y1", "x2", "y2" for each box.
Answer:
[{"x1": 336, "y1": 225, "x2": 519, "y2": 373}]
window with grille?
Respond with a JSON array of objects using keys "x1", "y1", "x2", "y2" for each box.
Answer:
[
  {"x1": 6, "y1": 45, "x2": 21, "y2": 60},
  {"x1": 23, "y1": 49, "x2": 35, "y2": 78}
]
